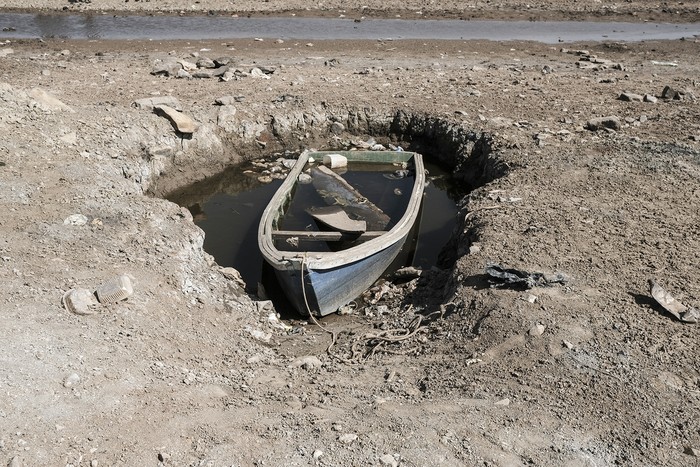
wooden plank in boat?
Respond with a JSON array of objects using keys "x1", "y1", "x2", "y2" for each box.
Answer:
[
  {"x1": 272, "y1": 230, "x2": 384, "y2": 242},
  {"x1": 310, "y1": 165, "x2": 390, "y2": 230},
  {"x1": 307, "y1": 206, "x2": 366, "y2": 233}
]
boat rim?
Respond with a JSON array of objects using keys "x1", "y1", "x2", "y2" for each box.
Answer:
[{"x1": 258, "y1": 149, "x2": 426, "y2": 271}]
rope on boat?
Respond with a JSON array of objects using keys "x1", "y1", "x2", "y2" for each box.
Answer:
[
  {"x1": 300, "y1": 255, "x2": 353, "y2": 363},
  {"x1": 300, "y1": 253, "x2": 447, "y2": 362}
]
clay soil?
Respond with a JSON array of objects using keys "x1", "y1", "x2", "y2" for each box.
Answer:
[{"x1": 1, "y1": 1, "x2": 700, "y2": 466}]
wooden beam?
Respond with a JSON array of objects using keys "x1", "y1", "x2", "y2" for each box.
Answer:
[
  {"x1": 311, "y1": 165, "x2": 391, "y2": 230},
  {"x1": 272, "y1": 230, "x2": 385, "y2": 242}
]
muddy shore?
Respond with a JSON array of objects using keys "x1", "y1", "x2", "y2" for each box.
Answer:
[{"x1": 1, "y1": 2, "x2": 699, "y2": 466}]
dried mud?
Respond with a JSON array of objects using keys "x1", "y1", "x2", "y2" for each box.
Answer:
[{"x1": 1, "y1": 2, "x2": 699, "y2": 466}]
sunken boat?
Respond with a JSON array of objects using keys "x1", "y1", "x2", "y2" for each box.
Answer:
[{"x1": 258, "y1": 149, "x2": 425, "y2": 316}]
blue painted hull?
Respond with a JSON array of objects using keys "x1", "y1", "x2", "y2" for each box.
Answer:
[{"x1": 274, "y1": 234, "x2": 406, "y2": 316}]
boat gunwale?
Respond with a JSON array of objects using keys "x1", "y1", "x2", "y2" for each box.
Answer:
[{"x1": 258, "y1": 149, "x2": 425, "y2": 271}]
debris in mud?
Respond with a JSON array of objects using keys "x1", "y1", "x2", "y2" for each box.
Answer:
[
  {"x1": 648, "y1": 279, "x2": 699, "y2": 323},
  {"x1": 95, "y1": 274, "x2": 134, "y2": 304},
  {"x1": 62, "y1": 288, "x2": 98, "y2": 315},
  {"x1": 62, "y1": 275, "x2": 134, "y2": 314},
  {"x1": 485, "y1": 263, "x2": 567, "y2": 289},
  {"x1": 153, "y1": 104, "x2": 198, "y2": 134}
]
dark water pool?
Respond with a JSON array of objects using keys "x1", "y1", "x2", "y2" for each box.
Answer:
[
  {"x1": 0, "y1": 13, "x2": 698, "y2": 42},
  {"x1": 167, "y1": 157, "x2": 461, "y2": 291}
]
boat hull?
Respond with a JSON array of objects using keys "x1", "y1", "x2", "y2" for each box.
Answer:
[{"x1": 273, "y1": 231, "x2": 408, "y2": 316}]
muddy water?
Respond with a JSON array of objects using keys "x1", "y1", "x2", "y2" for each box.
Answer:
[
  {"x1": 167, "y1": 159, "x2": 460, "y2": 291},
  {"x1": 1, "y1": 12, "x2": 698, "y2": 42}
]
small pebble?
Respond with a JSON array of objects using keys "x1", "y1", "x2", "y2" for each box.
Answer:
[
  {"x1": 379, "y1": 454, "x2": 398, "y2": 467},
  {"x1": 312, "y1": 450, "x2": 324, "y2": 459},
  {"x1": 338, "y1": 433, "x2": 358, "y2": 444},
  {"x1": 528, "y1": 324, "x2": 546, "y2": 336},
  {"x1": 63, "y1": 373, "x2": 80, "y2": 388}
]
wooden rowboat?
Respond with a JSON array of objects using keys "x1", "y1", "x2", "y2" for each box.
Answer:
[{"x1": 258, "y1": 150, "x2": 425, "y2": 316}]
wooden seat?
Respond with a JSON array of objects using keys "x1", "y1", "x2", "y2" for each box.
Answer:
[{"x1": 272, "y1": 230, "x2": 384, "y2": 242}]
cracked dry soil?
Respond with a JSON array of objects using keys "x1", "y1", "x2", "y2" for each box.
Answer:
[{"x1": 1, "y1": 2, "x2": 700, "y2": 466}]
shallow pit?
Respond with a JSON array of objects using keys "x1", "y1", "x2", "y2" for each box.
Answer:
[
  {"x1": 155, "y1": 110, "x2": 502, "y2": 316},
  {"x1": 167, "y1": 152, "x2": 464, "y2": 297}
]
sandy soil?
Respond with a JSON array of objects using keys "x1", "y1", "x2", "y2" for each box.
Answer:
[{"x1": 1, "y1": 1, "x2": 700, "y2": 466}]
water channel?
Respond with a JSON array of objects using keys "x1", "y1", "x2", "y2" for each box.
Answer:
[{"x1": 1, "y1": 12, "x2": 698, "y2": 42}]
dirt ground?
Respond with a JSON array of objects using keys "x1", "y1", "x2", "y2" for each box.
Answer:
[{"x1": 1, "y1": 1, "x2": 700, "y2": 466}]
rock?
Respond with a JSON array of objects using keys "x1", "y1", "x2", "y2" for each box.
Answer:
[
  {"x1": 528, "y1": 324, "x2": 546, "y2": 336},
  {"x1": 338, "y1": 433, "x2": 358, "y2": 445},
  {"x1": 661, "y1": 85, "x2": 681, "y2": 100},
  {"x1": 29, "y1": 88, "x2": 74, "y2": 112},
  {"x1": 643, "y1": 94, "x2": 658, "y2": 103},
  {"x1": 63, "y1": 373, "x2": 80, "y2": 388},
  {"x1": 154, "y1": 105, "x2": 198, "y2": 134},
  {"x1": 330, "y1": 121, "x2": 345, "y2": 135},
  {"x1": 151, "y1": 60, "x2": 182, "y2": 77},
  {"x1": 215, "y1": 96, "x2": 238, "y2": 106},
  {"x1": 217, "y1": 105, "x2": 237, "y2": 130},
  {"x1": 147, "y1": 145, "x2": 174, "y2": 158},
  {"x1": 132, "y1": 96, "x2": 181, "y2": 111},
  {"x1": 379, "y1": 454, "x2": 398, "y2": 467},
  {"x1": 196, "y1": 57, "x2": 216, "y2": 68},
  {"x1": 250, "y1": 67, "x2": 270, "y2": 79},
  {"x1": 176, "y1": 69, "x2": 191, "y2": 79},
  {"x1": 178, "y1": 59, "x2": 197, "y2": 71},
  {"x1": 8, "y1": 456, "x2": 20, "y2": 467},
  {"x1": 192, "y1": 70, "x2": 216, "y2": 79},
  {"x1": 393, "y1": 266, "x2": 422, "y2": 279},
  {"x1": 214, "y1": 57, "x2": 234, "y2": 67},
  {"x1": 219, "y1": 267, "x2": 245, "y2": 288},
  {"x1": 280, "y1": 159, "x2": 297, "y2": 169},
  {"x1": 245, "y1": 326, "x2": 271, "y2": 343},
  {"x1": 220, "y1": 69, "x2": 236, "y2": 82},
  {"x1": 494, "y1": 398, "x2": 510, "y2": 406},
  {"x1": 685, "y1": 446, "x2": 700, "y2": 457},
  {"x1": 64, "y1": 213, "x2": 88, "y2": 226},
  {"x1": 258, "y1": 65, "x2": 277, "y2": 75},
  {"x1": 586, "y1": 116, "x2": 621, "y2": 131},
  {"x1": 0, "y1": 48, "x2": 14, "y2": 57},
  {"x1": 618, "y1": 92, "x2": 643, "y2": 102},
  {"x1": 290, "y1": 356, "x2": 322, "y2": 370},
  {"x1": 312, "y1": 450, "x2": 324, "y2": 460}
]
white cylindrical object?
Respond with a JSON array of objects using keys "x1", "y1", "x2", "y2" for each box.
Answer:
[{"x1": 322, "y1": 154, "x2": 348, "y2": 169}]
